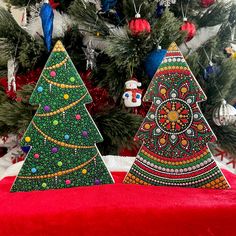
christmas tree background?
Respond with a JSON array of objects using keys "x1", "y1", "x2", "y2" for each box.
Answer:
[
  {"x1": 11, "y1": 40, "x2": 114, "y2": 192},
  {"x1": 0, "y1": 0, "x2": 236, "y2": 163},
  {"x1": 124, "y1": 42, "x2": 229, "y2": 189}
]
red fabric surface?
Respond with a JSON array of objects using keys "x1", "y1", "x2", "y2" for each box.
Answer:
[{"x1": 0, "y1": 170, "x2": 236, "y2": 236}]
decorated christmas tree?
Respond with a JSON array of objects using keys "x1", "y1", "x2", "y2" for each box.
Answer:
[
  {"x1": 124, "y1": 42, "x2": 230, "y2": 189},
  {"x1": 11, "y1": 41, "x2": 114, "y2": 192}
]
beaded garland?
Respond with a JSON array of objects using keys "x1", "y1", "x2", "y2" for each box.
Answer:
[
  {"x1": 11, "y1": 41, "x2": 114, "y2": 192},
  {"x1": 124, "y1": 42, "x2": 230, "y2": 189}
]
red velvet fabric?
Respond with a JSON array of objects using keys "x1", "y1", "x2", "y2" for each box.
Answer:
[{"x1": 0, "y1": 170, "x2": 236, "y2": 236}]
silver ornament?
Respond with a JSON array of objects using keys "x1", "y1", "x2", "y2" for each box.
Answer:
[
  {"x1": 83, "y1": 40, "x2": 98, "y2": 70},
  {"x1": 159, "y1": 0, "x2": 176, "y2": 7},
  {"x1": 213, "y1": 99, "x2": 236, "y2": 126},
  {"x1": 7, "y1": 58, "x2": 19, "y2": 92}
]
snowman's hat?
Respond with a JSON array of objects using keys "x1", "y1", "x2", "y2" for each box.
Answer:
[{"x1": 125, "y1": 77, "x2": 141, "y2": 87}]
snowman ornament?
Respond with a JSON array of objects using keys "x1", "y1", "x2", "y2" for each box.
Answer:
[{"x1": 122, "y1": 77, "x2": 142, "y2": 108}]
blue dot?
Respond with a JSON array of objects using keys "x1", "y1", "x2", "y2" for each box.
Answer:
[
  {"x1": 37, "y1": 86, "x2": 43, "y2": 93},
  {"x1": 64, "y1": 135, "x2": 70, "y2": 140},
  {"x1": 125, "y1": 93, "x2": 129, "y2": 98},
  {"x1": 31, "y1": 168, "x2": 37, "y2": 173},
  {"x1": 136, "y1": 94, "x2": 141, "y2": 99}
]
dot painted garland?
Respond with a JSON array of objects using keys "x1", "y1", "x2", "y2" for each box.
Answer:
[
  {"x1": 124, "y1": 42, "x2": 230, "y2": 189},
  {"x1": 11, "y1": 41, "x2": 114, "y2": 192}
]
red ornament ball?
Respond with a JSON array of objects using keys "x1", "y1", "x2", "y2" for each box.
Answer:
[
  {"x1": 180, "y1": 20, "x2": 196, "y2": 42},
  {"x1": 129, "y1": 14, "x2": 151, "y2": 36},
  {"x1": 200, "y1": 0, "x2": 215, "y2": 8}
]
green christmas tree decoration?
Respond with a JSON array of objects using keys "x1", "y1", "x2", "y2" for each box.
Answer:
[
  {"x1": 11, "y1": 41, "x2": 114, "y2": 192},
  {"x1": 124, "y1": 42, "x2": 230, "y2": 190}
]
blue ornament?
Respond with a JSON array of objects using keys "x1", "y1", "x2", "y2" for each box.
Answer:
[
  {"x1": 203, "y1": 64, "x2": 221, "y2": 80},
  {"x1": 101, "y1": 0, "x2": 117, "y2": 12},
  {"x1": 40, "y1": 1, "x2": 54, "y2": 52},
  {"x1": 156, "y1": 3, "x2": 166, "y2": 18},
  {"x1": 21, "y1": 146, "x2": 30, "y2": 153},
  {"x1": 145, "y1": 49, "x2": 167, "y2": 78}
]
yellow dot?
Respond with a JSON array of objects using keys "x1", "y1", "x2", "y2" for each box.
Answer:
[
  {"x1": 160, "y1": 138, "x2": 166, "y2": 144},
  {"x1": 25, "y1": 137, "x2": 31, "y2": 143},
  {"x1": 181, "y1": 87, "x2": 188, "y2": 93},
  {"x1": 144, "y1": 124, "x2": 151, "y2": 130},
  {"x1": 82, "y1": 169, "x2": 87, "y2": 175},
  {"x1": 197, "y1": 124, "x2": 204, "y2": 131},
  {"x1": 96, "y1": 32, "x2": 100, "y2": 36},
  {"x1": 160, "y1": 88, "x2": 167, "y2": 95},
  {"x1": 64, "y1": 94, "x2": 69, "y2": 100},
  {"x1": 168, "y1": 111, "x2": 179, "y2": 122}
]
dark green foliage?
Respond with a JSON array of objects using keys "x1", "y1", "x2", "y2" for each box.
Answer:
[
  {"x1": 69, "y1": 0, "x2": 110, "y2": 36},
  {"x1": 94, "y1": 108, "x2": 142, "y2": 155},
  {"x1": 0, "y1": 8, "x2": 46, "y2": 70}
]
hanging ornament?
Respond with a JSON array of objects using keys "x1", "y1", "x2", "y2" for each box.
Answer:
[
  {"x1": 200, "y1": 0, "x2": 215, "y2": 8},
  {"x1": 213, "y1": 100, "x2": 236, "y2": 126},
  {"x1": 101, "y1": 0, "x2": 117, "y2": 12},
  {"x1": 7, "y1": 58, "x2": 19, "y2": 92},
  {"x1": 180, "y1": 18, "x2": 196, "y2": 42},
  {"x1": 40, "y1": 0, "x2": 54, "y2": 52},
  {"x1": 145, "y1": 47, "x2": 167, "y2": 78},
  {"x1": 49, "y1": 0, "x2": 60, "y2": 9},
  {"x1": 129, "y1": 14, "x2": 151, "y2": 36},
  {"x1": 156, "y1": 2, "x2": 166, "y2": 18},
  {"x1": 159, "y1": 0, "x2": 176, "y2": 7},
  {"x1": 129, "y1": 0, "x2": 151, "y2": 36},
  {"x1": 82, "y1": 40, "x2": 98, "y2": 70},
  {"x1": 203, "y1": 62, "x2": 220, "y2": 80},
  {"x1": 122, "y1": 77, "x2": 142, "y2": 108}
]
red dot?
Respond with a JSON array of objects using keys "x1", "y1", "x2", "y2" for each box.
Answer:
[
  {"x1": 34, "y1": 154, "x2": 40, "y2": 159},
  {"x1": 50, "y1": 71, "x2": 56, "y2": 77},
  {"x1": 76, "y1": 114, "x2": 81, "y2": 120},
  {"x1": 65, "y1": 180, "x2": 71, "y2": 185}
]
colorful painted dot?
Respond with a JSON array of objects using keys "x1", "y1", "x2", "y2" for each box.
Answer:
[
  {"x1": 42, "y1": 183, "x2": 47, "y2": 188},
  {"x1": 65, "y1": 180, "x2": 71, "y2": 185},
  {"x1": 44, "y1": 106, "x2": 51, "y2": 112},
  {"x1": 94, "y1": 179, "x2": 101, "y2": 185},
  {"x1": 76, "y1": 114, "x2": 81, "y2": 120},
  {"x1": 64, "y1": 94, "x2": 69, "y2": 100},
  {"x1": 82, "y1": 131, "x2": 88, "y2": 137},
  {"x1": 51, "y1": 147, "x2": 58, "y2": 153},
  {"x1": 57, "y1": 161, "x2": 63, "y2": 167},
  {"x1": 70, "y1": 77, "x2": 75, "y2": 82},
  {"x1": 53, "y1": 120, "x2": 59, "y2": 126},
  {"x1": 64, "y1": 134, "x2": 70, "y2": 140},
  {"x1": 25, "y1": 137, "x2": 31, "y2": 143},
  {"x1": 34, "y1": 154, "x2": 40, "y2": 159},
  {"x1": 37, "y1": 86, "x2": 43, "y2": 93},
  {"x1": 82, "y1": 169, "x2": 87, "y2": 175},
  {"x1": 31, "y1": 168, "x2": 37, "y2": 173},
  {"x1": 50, "y1": 71, "x2": 56, "y2": 77}
]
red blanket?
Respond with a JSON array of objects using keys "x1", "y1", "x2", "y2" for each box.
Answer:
[{"x1": 0, "y1": 170, "x2": 236, "y2": 236}]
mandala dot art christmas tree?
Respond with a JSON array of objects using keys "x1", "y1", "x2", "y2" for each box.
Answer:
[
  {"x1": 124, "y1": 42, "x2": 230, "y2": 189},
  {"x1": 11, "y1": 41, "x2": 114, "y2": 192}
]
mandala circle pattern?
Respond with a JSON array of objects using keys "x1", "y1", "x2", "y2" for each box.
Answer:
[{"x1": 155, "y1": 98, "x2": 193, "y2": 134}]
